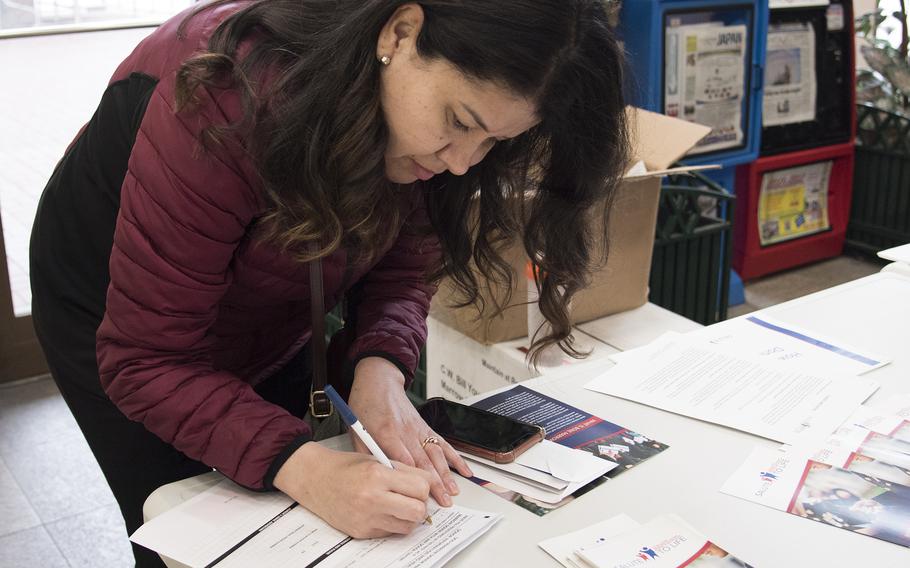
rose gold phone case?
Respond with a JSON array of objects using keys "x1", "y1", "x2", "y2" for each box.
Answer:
[{"x1": 447, "y1": 425, "x2": 545, "y2": 464}]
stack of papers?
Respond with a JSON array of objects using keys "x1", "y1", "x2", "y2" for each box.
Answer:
[
  {"x1": 459, "y1": 439, "x2": 616, "y2": 505},
  {"x1": 585, "y1": 313, "x2": 885, "y2": 445},
  {"x1": 539, "y1": 513, "x2": 752, "y2": 568},
  {"x1": 464, "y1": 385, "x2": 669, "y2": 515},
  {"x1": 131, "y1": 478, "x2": 500, "y2": 568},
  {"x1": 721, "y1": 403, "x2": 910, "y2": 548}
]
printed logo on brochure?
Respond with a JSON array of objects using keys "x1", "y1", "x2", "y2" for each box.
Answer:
[
  {"x1": 755, "y1": 457, "x2": 790, "y2": 497},
  {"x1": 615, "y1": 535, "x2": 687, "y2": 566}
]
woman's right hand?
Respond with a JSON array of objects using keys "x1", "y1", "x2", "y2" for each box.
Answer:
[{"x1": 272, "y1": 441, "x2": 433, "y2": 539}]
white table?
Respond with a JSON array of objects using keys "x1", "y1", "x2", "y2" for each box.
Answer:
[{"x1": 144, "y1": 275, "x2": 910, "y2": 567}]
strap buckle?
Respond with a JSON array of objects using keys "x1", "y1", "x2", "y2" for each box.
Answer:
[{"x1": 309, "y1": 389, "x2": 334, "y2": 418}]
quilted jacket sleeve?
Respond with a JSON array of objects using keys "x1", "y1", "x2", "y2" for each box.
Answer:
[
  {"x1": 95, "y1": 81, "x2": 310, "y2": 491},
  {"x1": 345, "y1": 192, "x2": 442, "y2": 383}
]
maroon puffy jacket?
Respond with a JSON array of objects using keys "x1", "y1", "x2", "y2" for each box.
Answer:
[{"x1": 93, "y1": 3, "x2": 440, "y2": 489}]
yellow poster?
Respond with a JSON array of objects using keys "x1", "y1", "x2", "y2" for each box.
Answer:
[{"x1": 758, "y1": 161, "x2": 832, "y2": 246}]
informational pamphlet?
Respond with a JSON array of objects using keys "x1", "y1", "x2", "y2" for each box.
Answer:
[
  {"x1": 665, "y1": 22, "x2": 747, "y2": 154},
  {"x1": 722, "y1": 446, "x2": 910, "y2": 548},
  {"x1": 758, "y1": 161, "x2": 832, "y2": 246},
  {"x1": 466, "y1": 385, "x2": 669, "y2": 515},
  {"x1": 763, "y1": 22, "x2": 817, "y2": 127},
  {"x1": 574, "y1": 514, "x2": 753, "y2": 568},
  {"x1": 131, "y1": 478, "x2": 501, "y2": 568}
]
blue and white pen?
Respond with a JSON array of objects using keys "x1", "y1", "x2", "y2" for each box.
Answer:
[{"x1": 323, "y1": 385, "x2": 433, "y2": 525}]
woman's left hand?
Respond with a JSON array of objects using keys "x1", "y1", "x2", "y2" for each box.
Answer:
[{"x1": 346, "y1": 356, "x2": 473, "y2": 507}]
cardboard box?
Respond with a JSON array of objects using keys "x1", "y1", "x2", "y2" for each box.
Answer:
[
  {"x1": 430, "y1": 108, "x2": 711, "y2": 344},
  {"x1": 425, "y1": 316, "x2": 618, "y2": 401}
]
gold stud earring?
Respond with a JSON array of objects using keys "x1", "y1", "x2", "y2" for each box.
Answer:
[{"x1": 379, "y1": 55, "x2": 391, "y2": 66}]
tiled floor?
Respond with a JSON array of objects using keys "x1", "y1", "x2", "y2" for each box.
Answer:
[{"x1": 0, "y1": 376, "x2": 133, "y2": 567}]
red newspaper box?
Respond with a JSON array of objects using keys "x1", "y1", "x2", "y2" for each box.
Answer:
[{"x1": 734, "y1": 142, "x2": 855, "y2": 280}]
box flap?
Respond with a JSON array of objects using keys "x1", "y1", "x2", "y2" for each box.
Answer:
[
  {"x1": 624, "y1": 164, "x2": 721, "y2": 181},
  {"x1": 627, "y1": 107, "x2": 712, "y2": 173}
]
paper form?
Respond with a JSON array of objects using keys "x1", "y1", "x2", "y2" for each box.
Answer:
[
  {"x1": 131, "y1": 478, "x2": 500, "y2": 568},
  {"x1": 585, "y1": 335, "x2": 879, "y2": 445}
]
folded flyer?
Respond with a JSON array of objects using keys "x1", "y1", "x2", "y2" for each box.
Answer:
[
  {"x1": 538, "y1": 514, "x2": 640, "y2": 568},
  {"x1": 465, "y1": 385, "x2": 668, "y2": 515},
  {"x1": 721, "y1": 445, "x2": 910, "y2": 548},
  {"x1": 573, "y1": 514, "x2": 752, "y2": 568}
]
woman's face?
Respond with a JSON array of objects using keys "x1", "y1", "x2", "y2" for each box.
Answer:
[{"x1": 377, "y1": 5, "x2": 539, "y2": 184}]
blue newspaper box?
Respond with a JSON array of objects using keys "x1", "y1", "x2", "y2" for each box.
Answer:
[{"x1": 619, "y1": 0, "x2": 769, "y2": 169}]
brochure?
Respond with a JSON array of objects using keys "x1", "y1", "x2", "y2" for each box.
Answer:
[
  {"x1": 465, "y1": 385, "x2": 669, "y2": 515},
  {"x1": 538, "y1": 514, "x2": 640, "y2": 568},
  {"x1": 722, "y1": 446, "x2": 910, "y2": 548},
  {"x1": 574, "y1": 514, "x2": 753, "y2": 568}
]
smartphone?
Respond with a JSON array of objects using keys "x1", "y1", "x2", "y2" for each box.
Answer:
[{"x1": 417, "y1": 397, "x2": 545, "y2": 463}]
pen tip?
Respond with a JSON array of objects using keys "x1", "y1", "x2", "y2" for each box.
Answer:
[{"x1": 424, "y1": 515, "x2": 433, "y2": 525}]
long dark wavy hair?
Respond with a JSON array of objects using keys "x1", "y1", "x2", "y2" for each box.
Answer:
[{"x1": 175, "y1": 0, "x2": 629, "y2": 363}]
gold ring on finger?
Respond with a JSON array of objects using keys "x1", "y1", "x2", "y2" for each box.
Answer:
[{"x1": 421, "y1": 435, "x2": 440, "y2": 449}]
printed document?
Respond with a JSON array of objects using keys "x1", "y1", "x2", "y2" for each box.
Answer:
[
  {"x1": 682, "y1": 313, "x2": 890, "y2": 375},
  {"x1": 585, "y1": 334, "x2": 879, "y2": 445},
  {"x1": 130, "y1": 478, "x2": 500, "y2": 568}
]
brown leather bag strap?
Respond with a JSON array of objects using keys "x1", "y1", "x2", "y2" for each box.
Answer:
[{"x1": 308, "y1": 246, "x2": 333, "y2": 418}]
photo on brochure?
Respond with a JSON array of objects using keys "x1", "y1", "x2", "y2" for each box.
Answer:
[
  {"x1": 686, "y1": 542, "x2": 753, "y2": 568},
  {"x1": 854, "y1": 432, "x2": 910, "y2": 470},
  {"x1": 789, "y1": 461, "x2": 910, "y2": 547},
  {"x1": 889, "y1": 420, "x2": 910, "y2": 443},
  {"x1": 843, "y1": 453, "x2": 910, "y2": 487}
]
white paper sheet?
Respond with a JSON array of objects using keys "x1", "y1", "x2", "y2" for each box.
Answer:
[
  {"x1": 686, "y1": 313, "x2": 891, "y2": 375},
  {"x1": 585, "y1": 335, "x2": 879, "y2": 445},
  {"x1": 130, "y1": 478, "x2": 500, "y2": 568},
  {"x1": 869, "y1": 393, "x2": 910, "y2": 419},
  {"x1": 538, "y1": 514, "x2": 640, "y2": 568},
  {"x1": 456, "y1": 437, "x2": 619, "y2": 494},
  {"x1": 463, "y1": 453, "x2": 612, "y2": 505},
  {"x1": 878, "y1": 243, "x2": 910, "y2": 264}
]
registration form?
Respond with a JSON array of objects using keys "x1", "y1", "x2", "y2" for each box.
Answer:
[{"x1": 131, "y1": 477, "x2": 500, "y2": 568}]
